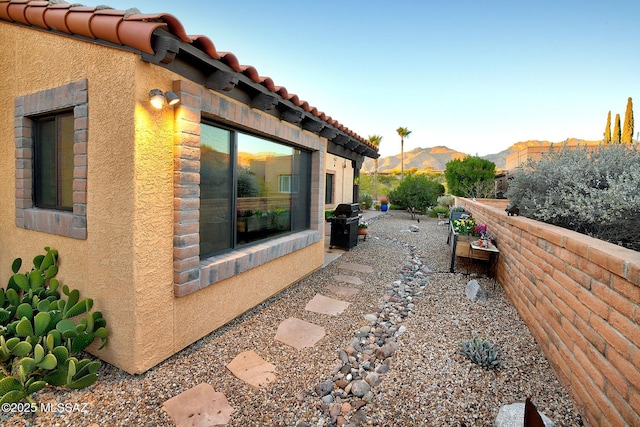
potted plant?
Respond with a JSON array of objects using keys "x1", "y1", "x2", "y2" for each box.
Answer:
[
  {"x1": 379, "y1": 196, "x2": 389, "y2": 212},
  {"x1": 358, "y1": 221, "x2": 368, "y2": 240}
]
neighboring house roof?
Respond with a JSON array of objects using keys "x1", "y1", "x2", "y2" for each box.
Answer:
[{"x1": 0, "y1": 0, "x2": 378, "y2": 158}]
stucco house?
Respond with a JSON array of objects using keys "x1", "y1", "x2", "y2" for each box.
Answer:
[{"x1": 0, "y1": 0, "x2": 378, "y2": 374}]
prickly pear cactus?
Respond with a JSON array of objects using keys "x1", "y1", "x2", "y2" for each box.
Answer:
[{"x1": 0, "y1": 247, "x2": 108, "y2": 405}]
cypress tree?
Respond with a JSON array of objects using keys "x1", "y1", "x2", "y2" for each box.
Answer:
[
  {"x1": 622, "y1": 97, "x2": 634, "y2": 144},
  {"x1": 613, "y1": 113, "x2": 621, "y2": 143},
  {"x1": 604, "y1": 110, "x2": 611, "y2": 143}
]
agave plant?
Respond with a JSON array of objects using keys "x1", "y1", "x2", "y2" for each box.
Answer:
[
  {"x1": 459, "y1": 338, "x2": 500, "y2": 369},
  {"x1": 0, "y1": 247, "x2": 108, "y2": 405}
]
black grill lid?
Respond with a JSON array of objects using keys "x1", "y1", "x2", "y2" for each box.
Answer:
[{"x1": 333, "y1": 203, "x2": 360, "y2": 218}]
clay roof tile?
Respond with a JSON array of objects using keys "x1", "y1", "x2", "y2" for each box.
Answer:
[
  {"x1": 190, "y1": 35, "x2": 220, "y2": 60},
  {"x1": 0, "y1": 0, "x2": 371, "y2": 151},
  {"x1": 24, "y1": 2, "x2": 47, "y2": 28},
  {"x1": 7, "y1": 0, "x2": 29, "y2": 24},
  {"x1": 218, "y1": 52, "x2": 241, "y2": 72},
  {"x1": 43, "y1": 3, "x2": 72, "y2": 34},
  {"x1": 65, "y1": 7, "x2": 96, "y2": 38}
]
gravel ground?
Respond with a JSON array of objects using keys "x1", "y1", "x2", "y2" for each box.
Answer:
[{"x1": 3, "y1": 211, "x2": 583, "y2": 426}]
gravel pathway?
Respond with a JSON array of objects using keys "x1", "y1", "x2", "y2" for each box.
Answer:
[{"x1": 2, "y1": 212, "x2": 583, "y2": 426}]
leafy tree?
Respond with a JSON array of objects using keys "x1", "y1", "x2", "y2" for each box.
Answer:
[
  {"x1": 622, "y1": 97, "x2": 634, "y2": 144},
  {"x1": 444, "y1": 156, "x2": 496, "y2": 198},
  {"x1": 613, "y1": 113, "x2": 621, "y2": 143},
  {"x1": 604, "y1": 110, "x2": 611, "y2": 143},
  {"x1": 506, "y1": 143, "x2": 640, "y2": 251},
  {"x1": 368, "y1": 135, "x2": 382, "y2": 201},
  {"x1": 237, "y1": 170, "x2": 260, "y2": 197},
  {"x1": 387, "y1": 173, "x2": 444, "y2": 212},
  {"x1": 396, "y1": 127, "x2": 412, "y2": 181}
]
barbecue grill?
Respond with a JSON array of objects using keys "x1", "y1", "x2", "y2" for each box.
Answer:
[{"x1": 328, "y1": 203, "x2": 361, "y2": 250}]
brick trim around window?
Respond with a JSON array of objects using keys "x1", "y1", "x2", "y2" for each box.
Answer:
[
  {"x1": 14, "y1": 79, "x2": 88, "y2": 240},
  {"x1": 172, "y1": 80, "x2": 325, "y2": 297}
]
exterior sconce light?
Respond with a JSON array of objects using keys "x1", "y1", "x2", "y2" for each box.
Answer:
[{"x1": 149, "y1": 89, "x2": 180, "y2": 109}]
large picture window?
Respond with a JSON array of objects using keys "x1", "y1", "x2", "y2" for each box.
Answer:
[{"x1": 200, "y1": 122, "x2": 311, "y2": 257}]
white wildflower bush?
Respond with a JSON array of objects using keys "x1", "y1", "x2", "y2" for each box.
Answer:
[{"x1": 506, "y1": 143, "x2": 640, "y2": 251}]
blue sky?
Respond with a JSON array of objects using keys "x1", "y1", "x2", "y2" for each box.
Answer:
[{"x1": 106, "y1": 1, "x2": 638, "y2": 157}]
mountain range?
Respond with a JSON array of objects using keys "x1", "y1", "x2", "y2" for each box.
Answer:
[{"x1": 361, "y1": 138, "x2": 599, "y2": 173}]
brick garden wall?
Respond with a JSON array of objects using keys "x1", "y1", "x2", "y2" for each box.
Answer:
[{"x1": 456, "y1": 198, "x2": 640, "y2": 426}]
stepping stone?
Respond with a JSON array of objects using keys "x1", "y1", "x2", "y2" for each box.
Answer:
[
  {"x1": 162, "y1": 383, "x2": 234, "y2": 427},
  {"x1": 338, "y1": 262, "x2": 374, "y2": 274},
  {"x1": 226, "y1": 350, "x2": 276, "y2": 388},
  {"x1": 274, "y1": 317, "x2": 326, "y2": 349},
  {"x1": 325, "y1": 284, "x2": 361, "y2": 297},
  {"x1": 305, "y1": 293, "x2": 351, "y2": 316},
  {"x1": 333, "y1": 274, "x2": 364, "y2": 285}
]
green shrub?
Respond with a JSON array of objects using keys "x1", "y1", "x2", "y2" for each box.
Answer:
[
  {"x1": 388, "y1": 174, "x2": 444, "y2": 211},
  {"x1": 506, "y1": 143, "x2": 640, "y2": 251},
  {"x1": 358, "y1": 192, "x2": 373, "y2": 210},
  {"x1": 0, "y1": 248, "x2": 108, "y2": 405},
  {"x1": 445, "y1": 156, "x2": 496, "y2": 197},
  {"x1": 436, "y1": 195, "x2": 455, "y2": 208},
  {"x1": 429, "y1": 205, "x2": 450, "y2": 218},
  {"x1": 459, "y1": 338, "x2": 500, "y2": 369}
]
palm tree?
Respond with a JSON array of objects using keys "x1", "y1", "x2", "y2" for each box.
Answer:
[
  {"x1": 396, "y1": 127, "x2": 412, "y2": 180},
  {"x1": 368, "y1": 135, "x2": 382, "y2": 201}
]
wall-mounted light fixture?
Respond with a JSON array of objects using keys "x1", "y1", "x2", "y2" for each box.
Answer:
[{"x1": 149, "y1": 89, "x2": 180, "y2": 109}]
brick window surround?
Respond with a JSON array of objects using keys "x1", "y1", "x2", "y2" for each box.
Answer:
[
  {"x1": 173, "y1": 80, "x2": 325, "y2": 297},
  {"x1": 14, "y1": 79, "x2": 88, "y2": 240}
]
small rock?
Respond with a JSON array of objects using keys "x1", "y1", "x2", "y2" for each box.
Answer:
[
  {"x1": 334, "y1": 379, "x2": 349, "y2": 390},
  {"x1": 375, "y1": 343, "x2": 395, "y2": 360},
  {"x1": 352, "y1": 408, "x2": 368, "y2": 424},
  {"x1": 341, "y1": 402, "x2": 352, "y2": 414},
  {"x1": 350, "y1": 379, "x2": 371, "y2": 397},
  {"x1": 365, "y1": 372, "x2": 381, "y2": 387},
  {"x1": 362, "y1": 390, "x2": 375, "y2": 403},
  {"x1": 364, "y1": 314, "x2": 377, "y2": 323},
  {"x1": 409, "y1": 224, "x2": 420, "y2": 232},
  {"x1": 375, "y1": 364, "x2": 390, "y2": 374},
  {"x1": 352, "y1": 400, "x2": 367, "y2": 410},
  {"x1": 322, "y1": 394, "x2": 334, "y2": 404},
  {"x1": 315, "y1": 381, "x2": 334, "y2": 397}
]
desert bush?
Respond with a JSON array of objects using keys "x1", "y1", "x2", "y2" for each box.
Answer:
[
  {"x1": 358, "y1": 192, "x2": 373, "y2": 210},
  {"x1": 445, "y1": 156, "x2": 496, "y2": 198},
  {"x1": 387, "y1": 174, "x2": 445, "y2": 212},
  {"x1": 506, "y1": 143, "x2": 640, "y2": 251},
  {"x1": 436, "y1": 194, "x2": 455, "y2": 208},
  {"x1": 429, "y1": 205, "x2": 450, "y2": 218}
]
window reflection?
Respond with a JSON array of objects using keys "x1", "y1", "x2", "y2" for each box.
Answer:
[
  {"x1": 199, "y1": 123, "x2": 310, "y2": 257},
  {"x1": 236, "y1": 134, "x2": 294, "y2": 244}
]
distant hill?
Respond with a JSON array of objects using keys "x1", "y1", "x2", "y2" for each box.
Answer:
[{"x1": 362, "y1": 139, "x2": 600, "y2": 173}]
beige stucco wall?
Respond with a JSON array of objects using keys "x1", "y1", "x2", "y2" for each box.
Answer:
[
  {"x1": 324, "y1": 154, "x2": 355, "y2": 209},
  {"x1": 1, "y1": 22, "x2": 324, "y2": 374}
]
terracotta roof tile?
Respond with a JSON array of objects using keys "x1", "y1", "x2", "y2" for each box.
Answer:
[{"x1": 0, "y1": 0, "x2": 375, "y2": 151}]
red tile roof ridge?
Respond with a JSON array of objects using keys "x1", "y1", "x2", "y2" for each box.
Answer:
[{"x1": 0, "y1": 0, "x2": 373, "y2": 150}]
